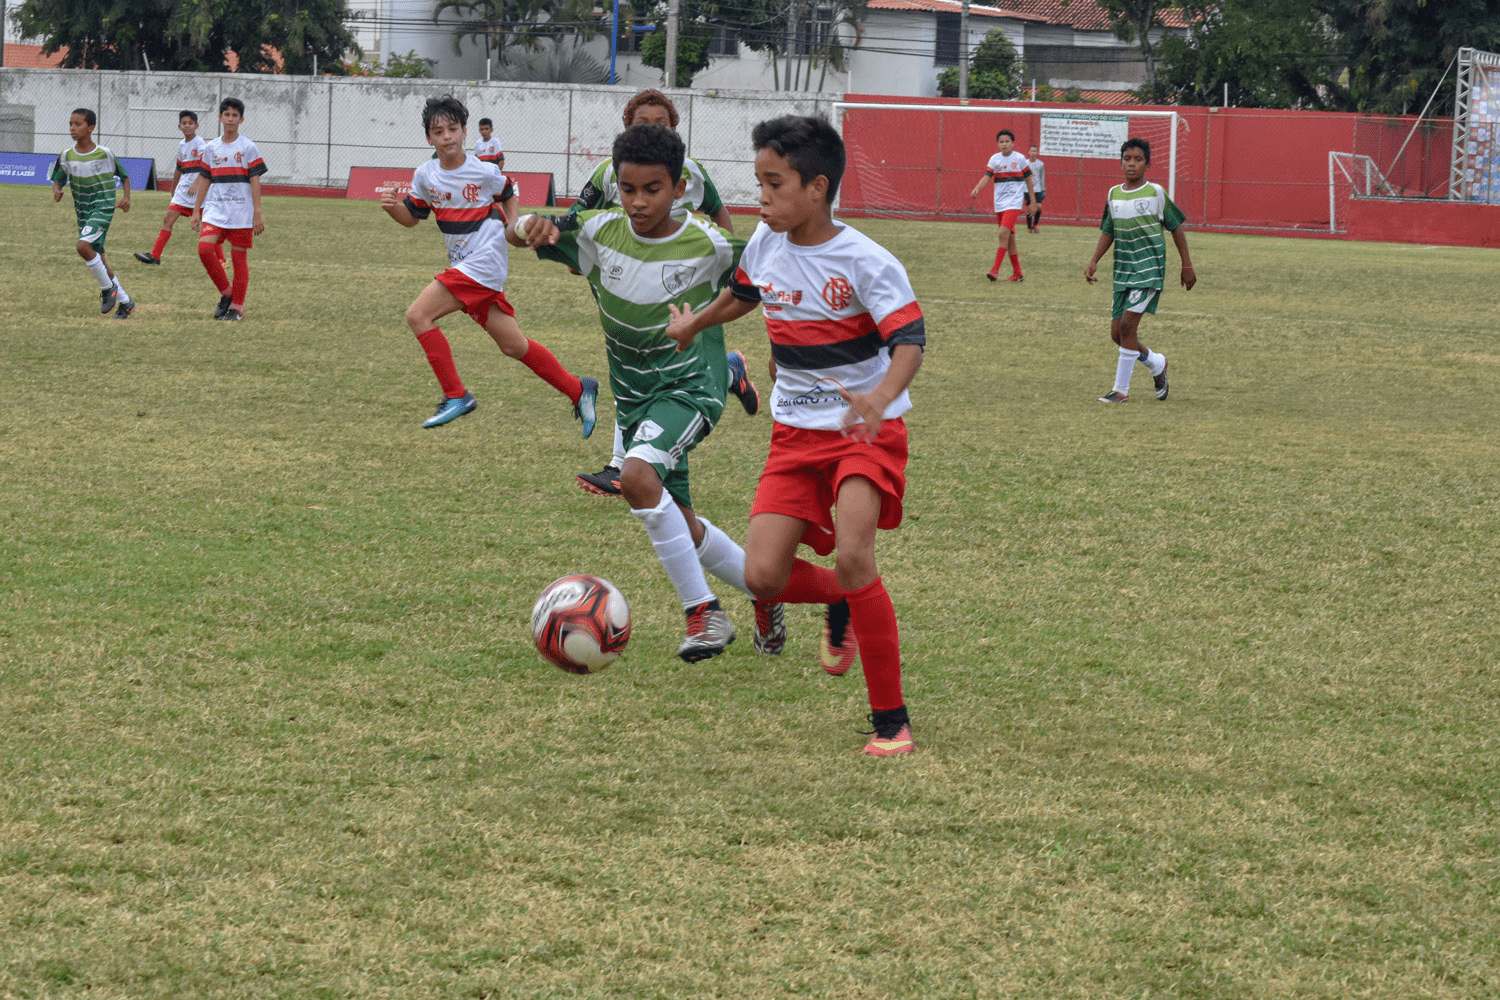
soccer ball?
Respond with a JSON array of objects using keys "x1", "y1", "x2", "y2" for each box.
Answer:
[{"x1": 531, "y1": 574, "x2": 631, "y2": 674}]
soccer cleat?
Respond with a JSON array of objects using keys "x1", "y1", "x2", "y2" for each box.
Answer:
[
  {"x1": 221, "y1": 309, "x2": 243, "y2": 322},
  {"x1": 1006, "y1": 272, "x2": 1024, "y2": 282},
  {"x1": 986, "y1": 270, "x2": 999, "y2": 282},
  {"x1": 422, "y1": 391, "x2": 477, "y2": 428},
  {"x1": 100, "y1": 286, "x2": 118, "y2": 315},
  {"x1": 212, "y1": 294, "x2": 232, "y2": 320},
  {"x1": 574, "y1": 376, "x2": 599, "y2": 439},
  {"x1": 862, "y1": 723, "x2": 915, "y2": 756},
  {"x1": 679, "y1": 602, "x2": 735, "y2": 662},
  {"x1": 820, "y1": 599, "x2": 858, "y2": 676},
  {"x1": 114, "y1": 299, "x2": 136, "y2": 320},
  {"x1": 725, "y1": 350, "x2": 760, "y2": 416},
  {"x1": 1153, "y1": 357, "x2": 1170, "y2": 400},
  {"x1": 751, "y1": 600, "x2": 786, "y2": 656},
  {"x1": 1096, "y1": 390, "x2": 1129, "y2": 403},
  {"x1": 133, "y1": 252, "x2": 160, "y2": 265},
  {"x1": 576, "y1": 465, "x2": 622, "y2": 497}
]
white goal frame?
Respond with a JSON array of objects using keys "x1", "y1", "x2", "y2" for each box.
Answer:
[
  {"x1": 1328, "y1": 152, "x2": 1398, "y2": 233},
  {"x1": 831, "y1": 102, "x2": 1183, "y2": 206}
]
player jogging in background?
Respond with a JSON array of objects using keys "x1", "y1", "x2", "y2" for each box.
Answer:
[
  {"x1": 50, "y1": 107, "x2": 137, "y2": 319},
  {"x1": 135, "y1": 110, "x2": 219, "y2": 266},
  {"x1": 570, "y1": 88, "x2": 761, "y2": 500},
  {"x1": 474, "y1": 117, "x2": 505, "y2": 172},
  {"x1": 1025, "y1": 143, "x2": 1046, "y2": 233},
  {"x1": 190, "y1": 97, "x2": 266, "y2": 322},
  {"x1": 1085, "y1": 136, "x2": 1196, "y2": 403},
  {"x1": 383, "y1": 95, "x2": 598, "y2": 433},
  {"x1": 970, "y1": 128, "x2": 1034, "y2": 282},
  {"x1": 666, "y1": 115, "x2": 925, "y2": 756}
]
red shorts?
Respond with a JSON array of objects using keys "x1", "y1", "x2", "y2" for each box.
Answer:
[
  {"x1": 167, "y1": 202, "x2": 193, "y2": 218},
  {"x1": 435, "y1": 268, "x2": 515, "y2": 328},
  {"x1": 200, "y1": 223, "x2": 253, "y2": 250},
  {"x1": 996, "y1": 209, "x2": 1023, "y2": 232},
  {"x1": 752, "y1": 419, "x2": 909, "y2": 556}
]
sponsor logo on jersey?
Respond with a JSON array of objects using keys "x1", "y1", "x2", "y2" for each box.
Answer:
[{"x1": 758, "y1": 281, "x2": 803, "y2": 305}]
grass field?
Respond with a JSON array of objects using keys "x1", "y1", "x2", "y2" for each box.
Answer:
[{"x1": 2, "y1": 182, "x2": 1499, "y2": 999}]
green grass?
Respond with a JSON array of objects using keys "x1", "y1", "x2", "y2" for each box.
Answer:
[{"x1": 2, "y1": 184, "x2": 1499, "y2": 999}]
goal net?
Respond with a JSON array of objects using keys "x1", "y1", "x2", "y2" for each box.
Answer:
[
  {"x1": 1327, "y1": 152, "x2": 1398, "y2": 233},
  {"x1": 1449, "y1": 46, "x2": 1500, "y2": 204},
  {"x1": 832, "y1": 102, "x2": 1183, "y2": 222}
]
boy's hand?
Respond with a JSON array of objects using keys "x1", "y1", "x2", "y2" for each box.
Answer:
[
  {"x1": 117, "y1": 193, "x2": 131, "y2": 212},
  {"x1": 190, "y1": 211, "x2": 201, "y2": 232},
  {"x1": 52, "y1": 185, "x2": 64, "y2": 203},
  {"x1": 665, "y1": 303, "x2": 699, "y2": 353},
  {"x1": 519, "y1": 214, "x2": 559, "y2": 248},
  {"x1": 379, "y1": 186, "x2": 400, "y2": 210},
  {"x1": 1181, "y1": 264, "x2": 1196, "y2": 291},
  {"x1": 252, "y1": 210, "x2": 265, "y2": 237},
  {"x1": 1085, "y1": 260, "x2": 1100, "y2": 283},
  {"x1": 838, "y1": 387, "x2": 886, "y2": 444}
]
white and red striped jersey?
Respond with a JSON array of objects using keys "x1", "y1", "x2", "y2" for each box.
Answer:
[
  {"x1": 734, "y1": 221, "x2": 926, "y2": 431},
  {"x1": 170, "y1": 135, "x2": 209, "y2": 208},
  {"x1": 985, "y1": 150, "x2": 1032, "y2": 212},
  {"x1": 403, "y1": 154, "x2": 517, "y2": 291},
  {"x1": 474, "y1": 136, "x2": 503, "y2": 168},
  {"x1": 199, "y1": 134, "x2": 267, "y2": 229}
]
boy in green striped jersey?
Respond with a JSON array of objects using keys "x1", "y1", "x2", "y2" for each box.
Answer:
[
  {"x1": 519, "y1": 124, "x2": 781, "y2": 664},
  {"x1": 1085, "y1": 137, "x2": 1196, "y2": 402},
  {"x1": 50, "y1": 108, "x2": 137, "y2": 319}
]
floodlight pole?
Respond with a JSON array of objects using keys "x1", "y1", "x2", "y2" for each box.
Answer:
[
  {"x1": 958, "y1": 0, "x2": 969, "y2": 100},
  {"x1": 665, "y1": 0, "x2": 680, "y2": 88},
  {"x1": 610, "y1": 0, "x2": 619, "y2": 84}
]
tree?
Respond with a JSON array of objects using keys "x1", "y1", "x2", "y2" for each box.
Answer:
[
  {"x1": 1092, "y1": 0, "x2": 1173, "y2": 91},
  {"x1": 12, "y1": 0, "x2": 359, "y2": 73},
  {"x1": 429, "y1": 0, "x2": 601, "y2": 62},
  {"x1": 639, "y1": 20, "x2": 713, "y2": 87},
  {"x1": 937, "y1": 28, "x2": 1021, "y2": 100},
  {"x1": 719, "y1": 0, "x2": 865, "y2": 91},
  {"x1": 1327, "y1": 0, "x2": 1500, "y2": 115}
]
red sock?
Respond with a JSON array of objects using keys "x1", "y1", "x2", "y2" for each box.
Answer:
[
  {"x1": 517, "y1": 339, "x2": 583, "y2": 402},
  {"x1": 229, "y1": 248, "x2": 249, "y2": 310},
  {"x1": 775, "y1": 559, "x2": 845, "y2": 605},
  {"x1": 1012, "y1": 253, "x2": 1023, "y2": 276},
  {"x1": 992, "y1": 246, "x2": 1007, "y2": 274},
  {"x1": 151, "y1": 229, "x2": 171, "y2": 260},
  {"x1": 417, "y1": 327, "x2": 466, "y2": 398},
  {"x1": 198, "y1": 241, "x2": 229, "y2": 294},
  {"x1": 846, "y1": 577, "x2": 903, "y2": 711}
]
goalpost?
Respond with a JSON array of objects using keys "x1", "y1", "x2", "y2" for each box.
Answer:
[{"x1": 831, "y1": 102, "x2": 1183, "y2": 219}]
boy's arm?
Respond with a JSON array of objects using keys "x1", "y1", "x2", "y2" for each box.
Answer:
[
  {"x1": 970, "y1": 171, "x2": 992, "y2": 198},
  {"x1": 1171, "y1": 226, "x2": 1196, "y2": 290},
  {"x1": 381, "y1": 185, "x2": 419, "y2": 227},
  {"x1": 1084, "y1": 232, "x2": 1114, "y2": 283},
  {"x1": 665, "y1": 285, "x2": 759, "y2": 353},
  {"x1": 839, "y1": 343, "x2": 923, "y2": 443},
  {"x1": 189, "y1": 173, "x2": 209, "y2": 229},
  {"x1": 249, "y1": 175, "x2": 264, "y2": 234},
  {"x1": 117, "y1": 170, "x2": 131, "y2": 213}
]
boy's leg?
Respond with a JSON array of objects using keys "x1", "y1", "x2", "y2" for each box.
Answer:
[
  {"x1": 833, "y1": 475, "x2": 911, "y2": 754},
  {"x1": 1115, "y1": 308, "x2": 1168, "y2": 400},
  {"x1": 227, "y1": 242, "x2": 249, "y2": 316},
  {"x1": 988, "y1": 217, "x2": 1011, "y2": 279},
  {"x1": 198, "y1": 231, "x2": 232, "y2": 308},
  {"x1": 78, "y1": 237, "x2": 116, "y2": 311},
  {"x1": 1006, "y1": 226, "x2": 1023, "y2": 279},
  {"x1": 404, "y1": 280, "x2": 473, "y2": 424},
  {"x1": 99, "y1": 251, "x2": 132, "y2": 310},
  {"x1": 577, "y1": 420, "x2": 628, "y2": 496},
  {"x1": 482, "y1": 306, "x2": 595, "y2": 436}
]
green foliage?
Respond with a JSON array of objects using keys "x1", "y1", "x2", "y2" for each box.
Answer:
[
  {"x1": 492, "y1": 39, "x2": 606, "y2": 83},
  {"x1": 429, "y1": 0, "x2": 601, "y2": 59},
  {"x1": 639, "y1": 21, "x2": 713, "y2": 88},
  {"x1": 383, "y1": 49, "x2": 437, "y2": 77},
  {"x1": 936, "y1": 28, "x2": 1021, "y2": 99},
  {"x1": 12, "y1": 0, "x2": 359, "y2": 73}
]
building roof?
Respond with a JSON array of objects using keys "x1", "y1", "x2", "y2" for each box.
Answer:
[
  {"x1": 3, "y1": 44, "x2": 68, "y2": 69},
  {"x1": 1006, "y1": 0, "x2": 1191, "y2": 31},
  {"x1": 866, "y1": 0, "x2": 1047, "y2": 20}
]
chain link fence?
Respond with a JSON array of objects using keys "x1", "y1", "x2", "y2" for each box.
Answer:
[{"x1": 0, "y1": 69, "x2": 834, "y2": 205}]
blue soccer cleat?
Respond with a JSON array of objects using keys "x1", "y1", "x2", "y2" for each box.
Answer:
[
  {"x1": 575, "y1": 376, "x2": 599, "y2": 439},
  {"x1": 423, "y1": 391, "x2": 477, "y2": 428},
  {"x1": 726, "y1": 349, "x2": 760, "y2": 415}
]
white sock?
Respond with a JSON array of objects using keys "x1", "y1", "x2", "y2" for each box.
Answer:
[
  {"x1": 1115, "y1": 346, "x2": 1136, "y2": 395},
  {"x1": 1140, "y1": 349, "x2": 1165, "y2": 376},
  {"x1": 85, "y1": 255, "x2": 111, "y2": 290},
  {"x1": 112, "y1": 275, "x2": 132, "y2": 305},
  {"x1": 631, "y1": 491, "x2": 714, "y2": 610},
  {"x1": 610, "y1": 422, "x2": 626, "y2": 469},
  {"x1": 694, "y1": 516, "x2": 752, "y2": 598}
]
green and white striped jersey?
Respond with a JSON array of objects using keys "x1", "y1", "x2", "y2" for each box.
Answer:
[
  {"x1": 50, "y1": 145, "x2": 127, "y2": 231},
  {"x1": 538, "y1": 208, "x2": 742, "y2": 429},
  {"x1": 569, "y1": 156, "x2": 725, "y2": 220},
  {"x1": 1099, "y1": 181, "x2": 1186, "y2": 291}
]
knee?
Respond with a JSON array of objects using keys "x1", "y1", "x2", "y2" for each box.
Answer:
[
  {"x1": 405, "y1": 304, "x2": 430, "y2": 333},
  {"x1": 834, "y1": 552, "x2": 877, "y2": 593},
  {"x1": 744, "y1": 559, "x2": 788, "y2": 603}
]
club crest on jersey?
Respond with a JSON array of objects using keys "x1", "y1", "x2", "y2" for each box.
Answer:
[
  {"x1": 822, "y1": 276, "x2": 854, "y2": 311},
  {"x1": 661, "y1": 264, "x2": 694, "y2": 296},
  {"x1": 462, "y1": 183, "x2": 481, "y2": 202}
]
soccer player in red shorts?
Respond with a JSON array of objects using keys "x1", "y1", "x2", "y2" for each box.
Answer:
[
  {"x1": 970, "y1": 128, "x2": 1035, "y2": 282},
  {"x1": 667, "y1": 115, "x2": 925, "y2": 756},
  {"x1": 190, "y1": 98, "x2": 265, "y2": 321},
  {"x1": 382, "y1": 95, "x2": 598, "y2": 432},
  {"x1": 136, "y1": 110, "x2": 220, "y2": 267}
]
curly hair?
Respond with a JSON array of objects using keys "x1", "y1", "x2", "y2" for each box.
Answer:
[
  {"x1": 612, "y1": 123, "x2": 685, "y2": 184},
  {"x1": 422, "y1": 95, "x2": 468, "y2": 135},
  {"x1": 622, "y1": 89, "x2": 679, "y2": 129}
]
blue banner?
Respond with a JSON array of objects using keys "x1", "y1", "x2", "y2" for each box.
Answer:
[{"x1": 0, "y1": 151, "x2": 158, "y2": 190}]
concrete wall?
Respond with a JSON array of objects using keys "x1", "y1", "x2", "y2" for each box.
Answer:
[{"x1": 0, "y1": 68, "x2": 835, "y2": 203}]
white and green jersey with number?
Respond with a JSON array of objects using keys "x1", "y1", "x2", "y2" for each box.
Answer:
[
  {"x1": 1099, "y1": 181, "x2": 1186, "y2": 291},
  {"x1": 50, "y1": 144, "x2": 127, "y2": 231},
  {"x1": 538, "y1": 208, "x2": 742, "y2": 429},
  {"x1": 569, "y1": 157, "x2": 726, "y2": 220}
]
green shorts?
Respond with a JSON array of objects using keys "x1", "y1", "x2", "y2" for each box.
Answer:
[
  {"x1": 1112, "y1": 287, "x2": 1161, "y2": 320},
  {"x1": 76, "y1": 217, "x2": 113, "y2": 253},
  {"x1": 622, "y1": 396, "x2": 715, "y2": 510}
]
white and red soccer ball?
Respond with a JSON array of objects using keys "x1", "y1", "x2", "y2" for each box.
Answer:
[{"x1": 531, "y1": 574, "x2": 631, "y2": 674}]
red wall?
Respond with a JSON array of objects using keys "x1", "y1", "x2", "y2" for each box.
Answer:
[{"x1": 838, "y1": 96, "x2": 1488, "y2": 247}]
